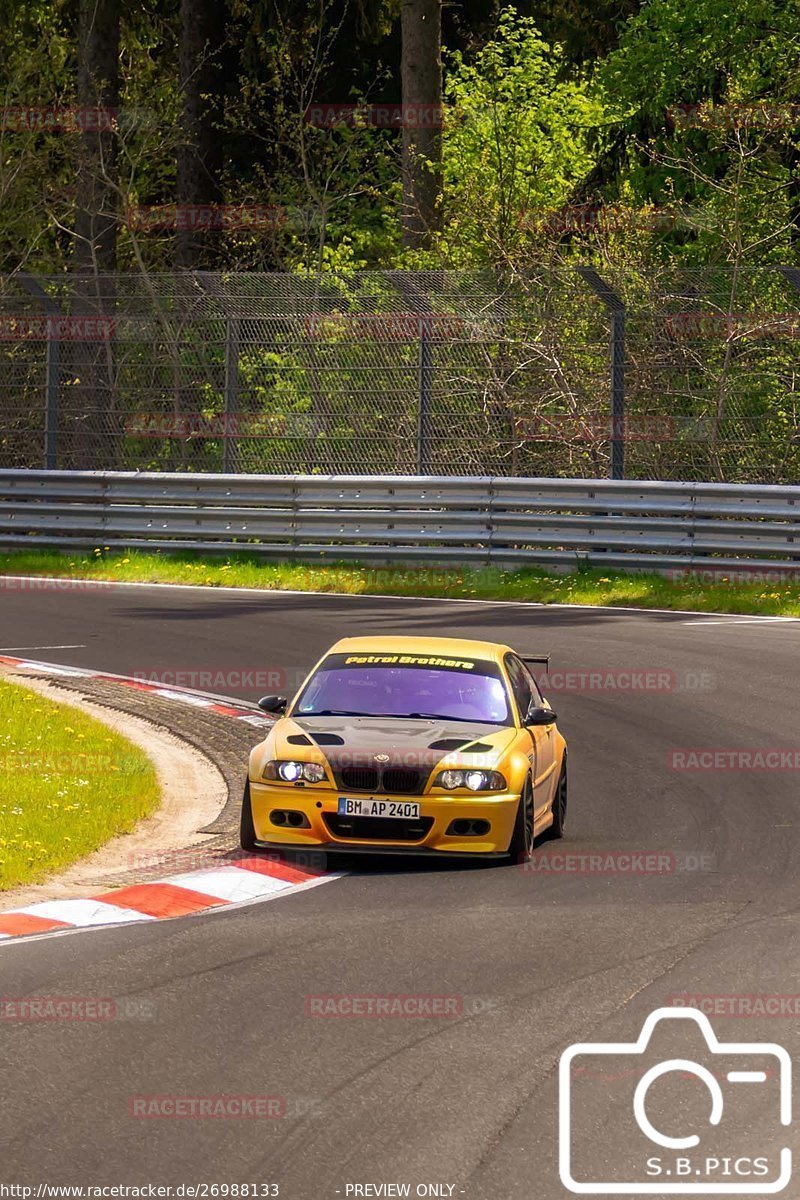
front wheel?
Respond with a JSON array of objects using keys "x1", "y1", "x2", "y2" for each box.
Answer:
[
  {"x1": 548, "y1": 758, "x2": 567, "y2": 840},
  {"x1": 240, "y1": 779, "x2": 257, "y2": 852},
  {"x1": 507, "y1": 778, "x2": 534, "y2": 863}
]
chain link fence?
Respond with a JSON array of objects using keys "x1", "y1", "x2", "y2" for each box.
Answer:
[{"x1": 1, "y1": 267, "x2": 799, "y2": 481}]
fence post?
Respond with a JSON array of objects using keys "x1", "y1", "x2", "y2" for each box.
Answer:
[
  {"x1": 575, "y1": 267, "x2": 626, "y2": 480},
  {"x1": 778, "y1": 266, "x2": 800, "y2": 294},
  {"x1": 223, "y1": 316, "x2": 240, "y2": 473},
  {"x1": 417, "y1": 315, "x2": 433, "y2": 474},
  {"x1": 18, "y1": 274, "x2": 61, "y2": 469}
]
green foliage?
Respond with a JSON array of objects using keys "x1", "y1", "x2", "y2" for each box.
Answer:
[
  {"x1": 3, "y1": 0, "x2": 800, "y2": 483},
  {"x1": 3, "y1": 0, "x2": 799, "y2": 276},
  {"x1": 2, "y1": 548, "x2": 800, "y2": 615},
  {"x1": 594, "y1": 0, "x2": 800, "y2": 267},
  {"x1": 435, "y1": 9, "x2": 601, "y2": 266},
  {"x1": 0, "y1": 0, "x2": 74, "y2": 272},
  {"x1": 600, "y1": 0, "x2": 800, "y2": 117}
]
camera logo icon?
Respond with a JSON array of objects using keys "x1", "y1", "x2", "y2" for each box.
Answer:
[{"x1": 559, "y1": 1006, "x2": 792, "y2": 1194}]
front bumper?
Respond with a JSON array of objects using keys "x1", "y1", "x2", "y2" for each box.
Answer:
[{"x1": 249, "y1": 780, "x2": 520, "y2": 855}]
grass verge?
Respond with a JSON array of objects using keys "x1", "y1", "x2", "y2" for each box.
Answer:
[
  {"x1": 0, "y1": 677, "x2": 160, "y2": 890},
  {"x1": 0, "y1": 547, "x2": 797, "y2": 615}
]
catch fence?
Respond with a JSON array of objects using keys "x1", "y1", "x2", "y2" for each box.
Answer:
[{"x1": 1, "y1": 267, "x2": 800, "y2": 483}]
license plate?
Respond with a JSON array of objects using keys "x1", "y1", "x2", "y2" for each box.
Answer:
[{"x1": 337, "y1": 797, "x2": 421, "y2": 819}]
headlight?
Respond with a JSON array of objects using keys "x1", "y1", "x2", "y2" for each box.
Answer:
[
  {"x1": 434, "y1": 768, "x2": 506, "y2": 792},
  {"x1": 263, "y1": 760, "x2": 327, "y2": 784}
]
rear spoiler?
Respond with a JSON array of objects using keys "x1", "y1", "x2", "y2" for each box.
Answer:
[{"x1": 521, "y1": 655, "x2": 550, "y2": 672}]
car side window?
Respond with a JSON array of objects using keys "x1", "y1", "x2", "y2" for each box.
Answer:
[
  {"x1": 504, "y1": 654, "x2": 532, "y2": 723},
  {"x1": 523, "y1": 663, "x2": 544, "y2": 706}
]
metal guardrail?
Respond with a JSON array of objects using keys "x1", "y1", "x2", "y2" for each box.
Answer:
[{"x1": 1, "y1": 470, "x2": 799, "y2": 572}]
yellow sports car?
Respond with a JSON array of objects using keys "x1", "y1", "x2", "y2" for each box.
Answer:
[{"x1": 241, "y1": 636, "x2": 567, "y2": 861}]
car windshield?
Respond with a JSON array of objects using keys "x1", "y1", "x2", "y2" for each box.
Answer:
[{"x1": 295, "y1": 654, "x2": 511, "y2": 725}]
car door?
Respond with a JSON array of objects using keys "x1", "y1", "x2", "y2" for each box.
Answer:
[{"x1": 505, "y1": 653, "x2": 557, "y2": 822}]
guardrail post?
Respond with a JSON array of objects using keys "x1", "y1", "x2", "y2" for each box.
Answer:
[
  {"x1": 417, "y1": 315, "x2": 433, "y2": 474},
  {"x1": 575, "y1": 267, "x2": 626, "y2": 480},
  {"x1": 223, "y1": 316, "x2": 240, "y2": 473},
  {"x1": 18, "y1": 274, "x2": 61, "y2": 469}
]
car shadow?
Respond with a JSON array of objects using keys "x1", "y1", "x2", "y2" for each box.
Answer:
[{"x1": 223, "y1": 833, "x2": 556, "y2": 879}]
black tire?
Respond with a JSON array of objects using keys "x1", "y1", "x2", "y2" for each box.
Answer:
[
  {"x1": 507, "y1": 778, "x2": 534, "y2": 863},
  {"x1": 240, "y1": 779, "x2": 258, "y2": 852},
  {"x1": 548, "y1": 758, "x2": 567, "y2": 840}
]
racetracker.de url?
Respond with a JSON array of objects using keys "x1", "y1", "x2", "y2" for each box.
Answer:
[{"x1": 0, "y1": 1188, "x2": 279, "y2": 1198}]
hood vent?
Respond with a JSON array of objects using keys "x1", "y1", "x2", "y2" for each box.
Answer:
[
  {"x1": 428, "y1": 737, "x2": 494, "y2": 753},
  {"x1": 287, "y1": 734, "x2": 312, "y2": 746},
  {"x1": 310, "y1": 732, "x2": 346, "y2": 746}
]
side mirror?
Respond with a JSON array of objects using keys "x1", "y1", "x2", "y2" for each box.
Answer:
[
  {"x1": 258, "y1": 695, "x2": 287, "y2": 715},
  {"x1": 525, "y1": 704, "x2": 557, "y2": 726}
]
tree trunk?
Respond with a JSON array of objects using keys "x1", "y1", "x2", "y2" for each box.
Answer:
[
  {"x1": 177, "y1": 0, "x2": 226, "y2": 268},
  {"x1": 74, "y1": 0, "x2": 119, "y2": 276},
  {"x1": 401, "y1": 0, "x2": 442, "y2": 249},
  {"x1": 173, "y1": 0, "x2": 227, "y2": 471},
  {"x1": 72, "y1": 0, "x2": 119, "y2": 469}
]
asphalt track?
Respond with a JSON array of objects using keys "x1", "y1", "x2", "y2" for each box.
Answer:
[{"x1": 2, "y1": 583, "x2": 800, "y2": 1198}]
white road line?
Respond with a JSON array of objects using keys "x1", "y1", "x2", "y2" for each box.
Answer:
[
  {"x1": 0, "y1": 644, "x2": 87, "y2": 651},
  {"x1": 682, "y1": 616, "x2": 800, "y2": 626}
]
